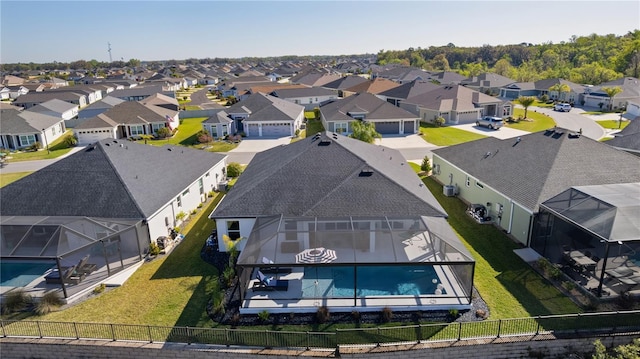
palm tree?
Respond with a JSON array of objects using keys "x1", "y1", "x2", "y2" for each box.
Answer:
[
  {"x1": 548, "y1": 83, "x2": 571, "y2": 102},
  {"x1": 601, "y1": 86, "x2": 622, "y2": 111},
  {"x1": 515, "y1": 96, "x2": 536, "y2": 119}
]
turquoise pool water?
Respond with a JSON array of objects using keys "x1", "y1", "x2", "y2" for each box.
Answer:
[
  {"x1": 0, "y1": 261, "x2": 55, "y2": 287},
  {"x1": 302, "y1": 266, "x2": 444, "y2": 298}
]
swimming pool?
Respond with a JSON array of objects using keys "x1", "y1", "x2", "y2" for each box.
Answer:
[
  {"x1": 302, "y1": 266, "x2": 444, "y2": 298},
  {"x1": 0, "y1": 261, "x2": 55, "y2": 287}
]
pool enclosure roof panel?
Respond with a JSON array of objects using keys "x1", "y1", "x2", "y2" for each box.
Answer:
[
  {"x1": 540, "y1": 183, "x2": 640, "y2": 242},
  {"x1": 237, "y1": 215, "x2": 474, "y2": 267}
]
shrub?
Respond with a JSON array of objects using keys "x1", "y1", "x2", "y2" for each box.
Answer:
[
  {"x1": 449, "y1": 308, "x2": 459, "y2": 319},
  {"x1": 33, "y1": 291, "x2": 64, "y2": 315},
  {"x1": 197, "y1": 203, "x2": 203, "y2": 208},
  {"x1": 208, "y1": 190, "x2": 215, "y2": 198},
  {"x1": 148, "y1": 242, "x2": 160, "y2": 256},
  {"x1": 176, "y1": 211, "x2": 187, "y2": 221},
  {"x1": 64, "y1": 134, "x2": 77, "y2": 147},
  {"x1": 421, "y1": 156, "x2": 432, "y2": 172},
  {"x1": 197, "y1": 130, "x2": 213, "y2": 144},
  {"x1": 258, "y1": 310, "x2": 270, "y2": 322},
  {"x1": 226, "y1": 162, "x2": 243, "y2": 178},
  {"x1": 351, "y1": 310, "x2": 361, "y2": 323},
  {"x1": 381, "y1": 307, "x2": 393, "y2": 323},
  {"x1": 1, "y1": 289, "x2": 31, "y2": 314},
  {"x1": 313, "y1": 107, "x2": 320, "y2": 120},
  {"x1": 316, "y1": 306, "x2": 330, "y2": 324},
  {"x1": 190, "y1": 209, "x2": 197, "y2": 215},
  {"x1": 295, "y1": 128, "x2": 300, "y2": 137},
  {"x1": 222, "y1": 266, "x2": 235, "y2": 288},
  {"x1": 561, "y1": 281, "x2": 576, "y2": 291},
  {"x1": 93, "y1": 283, "x2": 106, "y2": 294},
  {"x1": 433, "y1": 117, "x2": 446, "y2": 127},
  {"x1": 539, "y1": 94, "x2": 549, "y2": 103},
  {"x1": 28, "y1": 141, "x2": 42, "y2": 151},
  {"x1": 210, "y1": 290, "x2": 225, "y2": 316},
  {"x1": 156, "y1": 127, "x2": 171, "y2": 139}
]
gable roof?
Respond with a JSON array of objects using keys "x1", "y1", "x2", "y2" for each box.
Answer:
[
  {"x1": 322, "y1": 75, "x2": 369, "y2": 90},
  {"x1": 28, "y1": 98, "x2": 77, "y2": 114},
  {"x1": 211, "y1": 132, "x2": 446, "y2": 218},
  {"x1": 433, "y1": 128, "x2": 640, "y2": 211},
  {"x1": 378, "y1": 80, "x2": 442, "y2": 100},
  {"x1": 270, "y1": 87, "x2": 336, "y2": 98},
  {"x1": 404, "y1": 84, "x2": 501, "y2": 111},
  {"x1": 534, "y1": 78, "x2": 585, "y2": 92},
  {"x1": 96, "y1": 101, "x2": 177, "y2": 125},
  {"x1": 0, "y1": 109, "x2": 61, "y2": 134},
  {"x1": 320, "y1": 92, "x2": 418, "y2": 121},
  {"x1": 461, "y1": 72, "x2": 516, "y2": 88},
  {"x1": 343, "y1": 78, "x2": 400, "y2": 95},
  {"x1": 0, "y1": 140, "x2": 227, "y2": 218},
  {"x1": 607, "y1": 119, "x2": 640, "y2": 152},
  {"x1": 226, "y1": 93, "x2": 304, "y2": 122}
]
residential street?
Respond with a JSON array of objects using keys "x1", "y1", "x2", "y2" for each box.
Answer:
[{"x1": 525, "y1": 106, "x2": 606, "y2": 140}]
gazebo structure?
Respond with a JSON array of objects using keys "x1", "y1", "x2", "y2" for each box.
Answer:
[
  {"x1": 236, "y1": 215, "x2": 474, "y2": 314},
  {"x1": 531, "y1": 183, "x2": 640, "y2": 298}
]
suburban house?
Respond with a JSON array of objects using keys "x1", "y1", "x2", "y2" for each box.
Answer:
[
  {"x1": 217, "y1": 92, "x2": 305, "y2": 137},
  {"x1": 499, "y1": 82, "x2": 539, "y2": 99},
  {"x1": 3, "y1": 85, "x2": 29, "y2": 99},
  {"x1": 460, "y1": 73, "x2": 516, "y2": 95},
  {"x1": 202, "y1": 110, "x2": 234, "y2": 140},
  {"x1": 372, "y1": 66, "x2": 431, "y2": 84},
  {"x1": 12, "y1": 91, "x2": 88, "y2": 109},
  {"x1": 341, "y1": 78, "x2": 401, "y2": 97},
  {"x1": 108, "y1": 85, "x2": 174, "y2": 102},
  {"x1": 432, "y1": 128, "x2": 640, "y2": 298},
  {"x1": 49, "y1": 85, "x2": 105, "y2": 105},
  {"x1": 269, "y1": 87, "x2": 338, "y2": 109},
  {"x1": 139, "y1": 92, "x2": 180, "y2": 111},
  {"x1": 427, "y1": 71, "x2": 467, "y2": 85},
  {"x1": 0, "y1": 108, "x2": 66, "y2": 150},
  {"x1": 377, "y1": 80, "x2": 442, "y2": 107},
  {"x1": 2, "y1": 74, "x2": 26, "y2": 86},
  {"x1": 319, "y1": 92, "x2": 420, "y2": 135},
  {"x1": 289, "y1": 72, "x2": 341, "y2": 87},
  {"x1": 400, "y1": 84, "x2": 512, "y2": 124},
  {"x1": 28, "y1": 99, "x2": 79, "y2": 122},
  {"x1": 76, "y1": 96, "x2": 126, "y2": 121},
  {"x1": 0, "y1": 140, "x2": 227, "y2": 300},
  {"x1": 321, "y1": 75, "x2": 370, "y2": 97},
  {"x1": 74, "y1": 100, "x2": 179, "y2": 145},
  {"x1": 581, "y1": 77, "x2": 640, "y2": 110},
  {"x1": 606, "y1": 117, "x2": 640, "y2": 156},
  {"x1": 210, "y1": 132, "x2": 475, "y2": 314},
  {"x1": 499, "y1": 79, "x2": 584, "y2": 103}
]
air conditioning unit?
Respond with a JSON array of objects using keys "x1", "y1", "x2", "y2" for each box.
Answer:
[{"x1": 443, "y1": 185, "x2": 456, "y2": 197}]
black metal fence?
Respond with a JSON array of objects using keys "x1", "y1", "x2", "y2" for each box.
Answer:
[{"x1": 2, "y1": 310, "x2": 639, "y2": 350}]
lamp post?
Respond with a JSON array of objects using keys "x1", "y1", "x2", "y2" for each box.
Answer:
[
  {"x1": 42, "y1": 128, "x2": 50, "y2": 154},
  {"x1": 618, "y1": 112, "x2": 623, "y2": 129}
]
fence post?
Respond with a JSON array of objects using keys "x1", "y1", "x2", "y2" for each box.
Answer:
[
  {"x1": 458, "y1": 322, "x2": 462, "y2": 341},
  {"x1": 186, "y1": 326, "x2": 191, "y2": 345},
  {"x1": 536, "y1": 316, "x2": 541, "y2": 335},
  {"x1": 377, "y1": 327, "x2": 381, "y2": 347},
  {"x1": 73, "y1": 322, "x2": 79, "y2": 339},
  {"x1": 1, "y1": 320, "x2": 5, "y2": 338},
  {"x1": 148, "y1": 325, "x2": 153, "y2": 343},
  {"x1": 110, "y1": 323, "x2": 116, "y2": 341},
  {"x1": 497, "y1": 319, "x2": 502, "y2": 338},
  {"x1": 37, "y1": 321, "x2": 42, "y2": 338},
  {"x1": 306, "y1": 331, "x2": 310, "y2": 351},
  {"x1": 225, "y1": 328, "x2": 230, "y2": 347},
  {"x1": 417, "y1": 324, "x2": 422, "y2": 344}
]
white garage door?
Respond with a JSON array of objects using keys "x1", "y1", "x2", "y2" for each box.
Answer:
[
  {"x1": 246, "y1": 124, "x2": 260, "y2": 137},
  {"x1": 457, "y1": 111, "x2": 480, "y2": 122},
  {"x1": 260, "y1": 123, "x2": 291, "y2": 137},
  {"x1": 77, "y1": 131, "x2": 113, "y2": 145}
]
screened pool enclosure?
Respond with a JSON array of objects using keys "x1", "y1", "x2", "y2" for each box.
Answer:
[
  {"x1": 1, "y1": 216, "x2": 147, "y2": 299},
  {"x1": 236, "y1": 215, "x2": 475, "y2": 314}
]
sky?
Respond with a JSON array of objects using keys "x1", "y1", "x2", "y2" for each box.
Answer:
[{"x1": 1, "y1": 0, "x2": 639, "y2": 64}]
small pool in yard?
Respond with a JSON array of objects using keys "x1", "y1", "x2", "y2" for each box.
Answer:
[{"x1": 0, "y1": 260, "x2": 55, "y2": 287}]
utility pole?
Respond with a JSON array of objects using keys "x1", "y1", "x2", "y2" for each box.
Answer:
[{"x1": 108, "y1": 42, "x2": 113, "y2": 62}]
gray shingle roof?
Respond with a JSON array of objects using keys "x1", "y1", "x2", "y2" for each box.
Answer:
[
  {"x1": 227, "y1": 93, "x2": 304, "y2": 122},
  {"x1": 270, "y1": 87, "x2": 335, "y2": 98},
  {"x1": 211, "y1": 132, "x2": 445, "y2": 218},
  {"x1": 0, "y1": 140, "x2": 227, "y2": 218},
  {"x1": 322, "y1": 76, "x2": 369, "y2": 90},
  {"x1": 320, "y1": 92, "x2": 418, "y2": 121},
  {"x1": 94, "y1": 101, "x2": 176, "y2": 125},
  {"x1": 29, "y1": 99, "x2": 77, "y2": 113},
  {"x1": 377, "y1": 80, "x2": 442, "y2": 100},
  {"x1": 404, "y1": 85, "x2": 501, "y2": 111},
  {"x1": 433, "y1": 129, "x2": 640, "y2": 211},
  {"x1": 0, "y1": 109, "x2": 61, "y2": 134},
  {"x1": 607, "y1": 119, "x2": 640, "y2": 152}
]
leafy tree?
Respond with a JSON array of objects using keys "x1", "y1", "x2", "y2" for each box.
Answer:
[
  {"x1": 493, "y1": 58, "x2": 513, "y2": 76},
  {"x1": 349, "y1": 121, "x2": 381, "y2": 144},
  {"x1": 602, "y1": 86, "x2": 623, "y2": 111},
  {"x1": 515, "y1": 96, "x2": 536, "y2": 118},
  {"x1": 226, "y1": 162, "x2": 243, "y2": 177},
  {"x1": 420, "y1": 156, "x2": 432, "y2": 173},
  {"x1": 593, "y1": 338, "x2": 640, "y2": 359},
  {"x1": 548, "y1": 83, "x2": 571, "y2": 101}
]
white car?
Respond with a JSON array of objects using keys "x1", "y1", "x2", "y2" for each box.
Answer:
[
  {"x1": 554, "y1": 103, "x2": 572, "y2": 112},
  {"x1": 476, "y1": 116, "x2": 504, "y2": 130}
]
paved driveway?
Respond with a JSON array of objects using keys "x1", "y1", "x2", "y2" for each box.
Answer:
[
  {"x1": 519, "y1": 106, "x2": 606, "y2": 140},
  {"x1": 378, "y1": 134, "x2": 441, "y2": 163},
  {"x1": 222, "y1": 137, "x2": 292, "y2": 164},
  {"x1": 452, "y1": 124, "x2": 530, "y2": 139}
]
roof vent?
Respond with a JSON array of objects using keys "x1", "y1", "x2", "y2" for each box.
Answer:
[
  {"x1": 568, "y1": 132, "x2": 581, "y2": 139},
  {"x1": 483, "y1": 151, "x2": 491, "y2": 159},
  {"x1": 359, "y1": 168, "x2": 373, "y2": 177},
  {"x1": 167, "y1": 148, "x2": 172, "y2": 151},
  {"x1": 105, "y1": 143, "x2": 110, "y2": 146},
  {"x1": 318, "y1": 139, "x2": 332, "y2": 146}
]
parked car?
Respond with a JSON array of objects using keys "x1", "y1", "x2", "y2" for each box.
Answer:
[
  {"x1": 554, "y1": 103, "x2": 572, "y2": 112},
  {"x1": 476, "y1": 116, "x2": 504, "y2": 130}
]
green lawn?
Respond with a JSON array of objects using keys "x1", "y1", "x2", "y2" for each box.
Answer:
[
  {"x1": 422, "y1": 176, "x2": 581, "y2": 318},
  {"x1": 305, "y1": 118, "x2": 325, "y2": 137},
  {"x1": 596, "y1": 120, "x2": 630, "y2": 130},
  {"x1": 419, "y1": 123, "x2": 486, "y2": 146},
  {"x1": 304, "y1": 111, "x2": 317, "y2": 121},
  {"x1": 0, "y1": 172, "x2": 32, "y2": 187},
  {"x1": 184, "y1": 105, "x2": 202, "y2": 111},
  {"x1": 8, "y1": 131, "x2": 75, "y2": 162},
  {"x1": 507, "y1": 108, "x2": 556, "y2": 132},
  {"x1": 137, "y1": 117, "x2": 236, "y2": 152},
  {"x1": 38, "y1": 194, "x2": 223, "y2": 326}
]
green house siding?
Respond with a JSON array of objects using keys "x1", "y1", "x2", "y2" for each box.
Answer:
[{"x1": 510, "y1": 203, "x2": 533, "y2": 245}]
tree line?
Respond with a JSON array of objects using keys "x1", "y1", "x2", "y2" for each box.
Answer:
[{"x1": 376, "y1": 30, "x2": 640, "y2": 85}]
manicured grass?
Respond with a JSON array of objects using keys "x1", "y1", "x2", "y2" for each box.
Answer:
[
  {"x1": 8, "y1": 131, "x2": 75, "y2": 162},
  {"x1": 419, "y1": 123, "x2": 486, "y2": 146},
  {"x1": 532, "y1": 100, "x2": 555, "y2": 108},
  {"x1": 138, "y1": 117, "x2": 237, "y2": 152},
  {"x1": 507, "y1": 108, "x2": 556, "y2": 132},
  {"x1": 304, "y1": 111, "x2": 317, "y2": 121},
  {"x1": 422, "y1": 176, "x2": 581, "y2": 318},
  {"x1": 184, "y1": 105, "x2": 202, "y2": 111},
  {"x1": 38, "y1": 194, "x2": 223, "y2": 326},
  {"x1": 305, "y1": 118, "x2": 325, "y2": 137},
  {"x1": 0, "y1": 172, "x2": 32, "y2": 187},
  {"x1": 596, "y1": 120, "x2": 630, "y2": 130}
]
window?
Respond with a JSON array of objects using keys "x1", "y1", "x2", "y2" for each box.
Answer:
[
  {"x1": 476, "y1": 181, "x2": 484, "y2": 189},
  {"x1": 335, "y1": 122, "x2": 348, "y2": 133},
  {"x1": 51, "y1": 126, "x2": 57, "y2": 136},
  {"x1": 222, "y1": 124, "x2": 229, "y2": 136},
  {"x1": 466, "y1": 176, "x2": 470, "y2": 187},
  {"x1": 130, "y1": 125, "x2": 144, "y2": 136},
  {"x1": 309, "y1": 98, "x2": 313, "y2": 103},
  {"x1": 182, "y1": 189, "x2": 190, "y2": 196},
  {"x1": 152, "y1": 123, "x2": 165, "y2": 133},
  {"x1": 210, "y1": 126, "x2": 218, "y2": 138},
  {"x1": 227, "y1": 220, "x2": 241, "y2": 240},
  {"x1": 199, "y1": 178, "x2": 204, "y2": 195},
  {"x1": 177, "y1": 195, "x2": 182, "y2": 207},
  {"x1": 19, "y1": 135, "x2": 36, "y2": 146}
]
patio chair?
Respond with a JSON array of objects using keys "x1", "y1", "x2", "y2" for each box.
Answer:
[
  {"x1": 60, "y1": 255, "x2": 98, "y2": 275},
  {"x1": 44, "y1": 265, "x2": 86, "y2": 285},
  {"x1": 605, "y1": 266, "x2": 636, "y2": 280},
  {"x1": 259, "y1": 257, "x2": 292, "y2": 274},
  {"x1": 252, "y1": 270, "x2": 289, "y2": 291}
]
